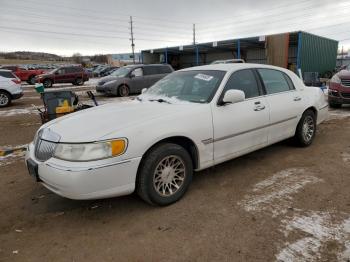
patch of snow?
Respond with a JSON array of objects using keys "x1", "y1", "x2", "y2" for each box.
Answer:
[
  {"x1": 327, "y1": 109, "x2": 350, "y2": 120},
  {"x1": 342, "y1": 152, "x2": 350, "y2": 164},
  {"x1": 238, "y1": 168, "x2": 323, "y2": 216},
  {"x1": 276, "y1": 212, "x2": 350, "y2": 262},
  {"x1": 0, "y1": 107, "x2": 37, "y2": 117}
]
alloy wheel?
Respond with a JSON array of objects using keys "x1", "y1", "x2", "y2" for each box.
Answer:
[
  {"x1": 302, "y1": 115, "x2": 315, "y2": 142},
  {"x1": 153, "y1": 155, "x2": 186, "y2": 197},
  {"x1": 0, "y1": 93, "x2": 9, "y2": 106}
]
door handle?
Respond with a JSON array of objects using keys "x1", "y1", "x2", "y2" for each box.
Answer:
[
  {"x1": 294, "y1": 96, "x2": 302, "y2": 101},
  {"x1": 254, "y1": 105, "x2": 266, "y2": 111}
]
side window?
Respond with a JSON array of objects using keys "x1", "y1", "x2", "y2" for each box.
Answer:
[
  {"x1": 224, "y1": 69, "x2": 260, "y2": 99},
  {"x1": 258, "y1": 69, "x2": 293, "y2": 94},
  {"x1": 143, "y1": 66, "x2": 154, "y2": 76},
  {"x1": 160, "y1": 66, "x2": 173, "y2": 74},
  {"x1": 0, "y1": 71, "x2": 15, "y2": 78},
  {"x1": 132, "y1": 68, "x2": 143, "y2": 77},
  {"x1": 57, "y1": 68, "x2": 65, "y2": 75}
]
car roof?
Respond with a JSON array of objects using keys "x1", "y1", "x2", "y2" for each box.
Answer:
[
  {"x1": 179, "y1": 63, "x2": 290, "y2": 73},
  {"x1": 0, "y1": 69, "x2": 12, "y2": 72}
]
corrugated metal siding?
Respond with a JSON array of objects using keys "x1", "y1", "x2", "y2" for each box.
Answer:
[
  {"x1": 246, "y1": 49, "x2": 267, "y2": 64},
  {"x1": 299, "y1": 32, "x2": 338, "y2": 75}
]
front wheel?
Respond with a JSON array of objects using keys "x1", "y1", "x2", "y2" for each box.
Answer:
[
  {"x1": 294, "y1": 110, "x2": 316, "y2": 147},
  {"x1": 74, "y1": 78, "x2": 84, "y2": 86},
  {"x1": 118, "y1": 85, "x2": 129, "y2": 97},
  {"x1": 27, "y1": 75, "x2": 36, "y2": 85},
  {"x1": 137, "y1": 143, "x2": 193, "y2": 206}
]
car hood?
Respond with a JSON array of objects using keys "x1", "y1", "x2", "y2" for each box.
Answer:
[
  {"x1": 98, "y1": 76, "x2": 124, "y2": 84},
  {"x1": 337, "y1": 70, "x2": 350, "y2": 79},
  {"x1": 43, "y1": 100, "x2": 199, "y2": 142}
]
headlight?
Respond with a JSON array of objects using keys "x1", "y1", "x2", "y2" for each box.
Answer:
[
  {"x1": 331, "y1": 74, "x2": 341, "y2": 84},
  {"x1": 53, "y1": 139, "x2": 127, "y2": 161}
]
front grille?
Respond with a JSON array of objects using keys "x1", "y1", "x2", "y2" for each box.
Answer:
[
  {"x1": 341, "y1": 92, "x2": 350, "y2": 98},
  {"x1": 341, "y1": 79, "x2": 350, "y2": 87},
  {"x1": 35, "y1": 139, "x2": 56, "y2": 161}
]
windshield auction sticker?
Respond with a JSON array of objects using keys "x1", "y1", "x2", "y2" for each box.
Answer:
[{"x1": 194, "y1": 73, "x2": 214, "y2": 81}]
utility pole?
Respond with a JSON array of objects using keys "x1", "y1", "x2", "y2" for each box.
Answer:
[
  {"x1": 129, "y1": 16, "x2": 135, "y2": 64},
  {"x1": 193, "y1": 23, "x2": 196, "y2": 45},
  {"x1": 341, "y1": 45, "x2": 344, "y2": 67}
]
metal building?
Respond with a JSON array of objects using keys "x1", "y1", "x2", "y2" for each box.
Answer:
[{"x1": 141, "y1": 31, "x2": 338, "y2": 77}]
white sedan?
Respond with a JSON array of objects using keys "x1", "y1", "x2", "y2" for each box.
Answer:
[{"x1": 25, "y1": 64, "x2": 328, "y2": 205}]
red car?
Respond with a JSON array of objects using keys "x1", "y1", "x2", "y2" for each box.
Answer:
[
  {"x1": 36, "y1": 66, "x2": 89, "y2": 88},
  {"x1": 328, "y1": 65, "x2": 350, "y2": 108},
  {"x1": 0, "y1": 66, "x2": 45, "y2": 84}
]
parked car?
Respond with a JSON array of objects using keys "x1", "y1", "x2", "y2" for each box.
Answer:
[
  {"x1": 0, "y1": 65, "x2": 45, "y2": 84},
  {"x1": 100, "y1": 66, "x2": 119, "y2": 77},
  {"x1": 26, "y1": 63, "x2": 328, "y2": 205},
  {"x1": 0, "y1": 69, "x2": 23, "y2": 107},
  {"x1": 328, "y1": 64, "x2": 350, "y2": 108},
  {"x1": 96, "y1": 64, "x2": 174, "y2": 96},
  {"x1": 35, "y1": 66, "x2": 89, "y2": 88},
  {"x1": 211, "y1": 59, "x2": 245, "y2": 64}
]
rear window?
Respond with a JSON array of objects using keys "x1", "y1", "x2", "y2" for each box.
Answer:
[{"x1": 0, "y1": 71, "x2": 16, "y2": 78}]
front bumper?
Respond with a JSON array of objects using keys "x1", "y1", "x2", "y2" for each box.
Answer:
[
  {"x1": 328, "y1": 92, "x2": 350, "y2": 104},
  {"x1": 25, "y1": 142, "x2": 142, "y2": 200}
]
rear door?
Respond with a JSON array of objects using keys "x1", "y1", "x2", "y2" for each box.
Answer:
[
  {"x1": 212, "y1": 69, "x2": 270, "y2": 164},
  {"x1": 257, "y1": 68, "x2": 304, "y2": 144}
]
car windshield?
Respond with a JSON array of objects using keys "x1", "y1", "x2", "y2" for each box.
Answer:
[
  {"x1": 139, "y1": 70, "x2": 226, "y2": 103},
  {"x1": 110, "y1": 67, "x2": 132, "y2": 77}
]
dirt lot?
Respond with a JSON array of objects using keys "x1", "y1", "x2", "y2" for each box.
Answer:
[{"x1": 0, "y1": 83, "x2": 350, "y2": 261}]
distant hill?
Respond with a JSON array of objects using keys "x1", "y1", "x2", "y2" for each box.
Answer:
[{"x1": 0, "y1": 51, "x2": 65, "y2": 61}]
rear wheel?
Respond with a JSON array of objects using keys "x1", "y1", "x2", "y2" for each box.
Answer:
[
  {"x1": 294, "y1": 110, "x2": 316, "y2": 147},
  {"x1": 0, "y1": 91, "x2": 11, "y2": 107},
  {"x1": 137, "y1": 143, "x2": 193, "y2": 206},
  {"x1": 118, "y1": 85, "x2": 130, "y2": 97},
  {"x1": 74, "y1": 78, "x2": 84, "y2": 86},
  {"x1": 43, "y1": 79, "x2": 52, "y2": 88}
]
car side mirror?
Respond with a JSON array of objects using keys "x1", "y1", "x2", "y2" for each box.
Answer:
[
  {"x1": 130, "y1": 73, "x2": 136, "y2": 78},
  {"x1": 141, "y1": 88, "x2": 147, "y2": 94},
  {"x1": 222, "y1": 89, "x2": 245, "y2": 104},
  {"x1": 55, "y1": 71, "x2": 59, "y2": 75}
]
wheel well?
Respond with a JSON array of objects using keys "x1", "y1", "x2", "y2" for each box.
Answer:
[
  {"x1": 0, "y1": 89, "x2": 12, "y2": 98},
  {"x1": 305, "y1": 106, "x2": 317, "y2": 120},
  {"x1": 140, "y1": 136, "x2": 199, "y2": 170},
  {"x1": 118, "y1": 83, "x2": 129, "y2": 89}
]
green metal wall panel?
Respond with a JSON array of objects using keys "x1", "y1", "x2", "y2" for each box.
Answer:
[{"x1": 299, "y1": 32, "x2": 338, "y2": 75}]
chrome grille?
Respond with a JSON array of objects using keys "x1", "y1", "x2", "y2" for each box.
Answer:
[
  {"x1": 341, "y1": 79, "x2": 350, "y2": 87},
  {"x1": 35, "y1": 139, "x2": 56, "y2": 161}
]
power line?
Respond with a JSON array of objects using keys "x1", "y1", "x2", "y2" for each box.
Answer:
[
  {"x1": 0, "y1": 26, "x2": 188, "y2": 43},
  {"x1": 196, "y1": 2, "x2": 350, "y2": 33},
  {"x1": 12, "y1": 0, "x2": 193, "y2": 25}
]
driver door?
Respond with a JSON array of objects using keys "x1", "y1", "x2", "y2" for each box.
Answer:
[
  {"x1": 54, "y1": 68, "x2": 67, "y2": 83},
  {"x1": 129, "y1": 67, "x2": 145, "y2": 93},
  {"x1": 211, "y1": 69, "x2": 270, "y2": 164}
]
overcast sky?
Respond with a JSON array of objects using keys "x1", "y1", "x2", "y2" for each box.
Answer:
[{"x1": 0, "y1": 0, "x2": 349, "y2": 56}]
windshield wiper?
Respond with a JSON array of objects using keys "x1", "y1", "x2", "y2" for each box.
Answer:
[{"x1": 148, "y1": 98, "x2": 171, "y2": 104}]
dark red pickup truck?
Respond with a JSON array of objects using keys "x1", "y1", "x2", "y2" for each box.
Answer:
[{"x1": 0, "y1": 66, "x2": 45, "y2": 84}]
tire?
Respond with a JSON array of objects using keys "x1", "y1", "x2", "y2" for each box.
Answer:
[
  {"x1": 0, "y1": 91, "x2": 11, "y2": 107},
  {"x1": 294, "y1": 110, "x2": 316, "y2": 147},
  {"x1": 137, "y1": 143, "x2": 193, "y2": 206},
  {"x1": 27, "y1": 75, "x2": 36, "y2": 85},
  {"x1": 74, "y1": 78, "x2": 84, "y2": 86},
  {"x1": 43, "y1": 79, "x2": 52, "y2": 88},
  {"x1": 118, "y1": 85, "x2": 130, "y2": 97},
  {"x1": 328, "y1": 101, "x2": 342, "y2": 108}
]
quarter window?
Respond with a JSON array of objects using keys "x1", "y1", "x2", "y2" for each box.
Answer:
[
  {"x1": 258, "y1": 69, "x2": 293, "y2": 94},
  {"x1": 223, "y1": 69, "x2": 260, "y2": 99}
]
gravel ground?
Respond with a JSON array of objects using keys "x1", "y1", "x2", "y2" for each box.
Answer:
[{"x1": 0, "y1": 83, "x2": 350, "y2": 262}]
